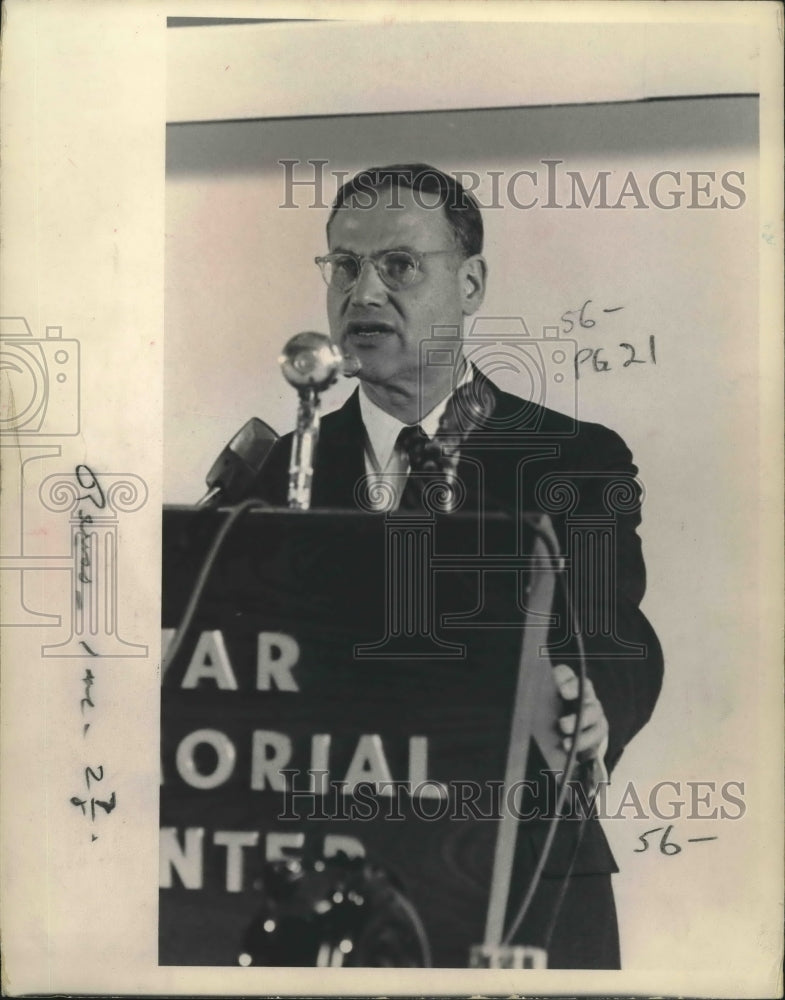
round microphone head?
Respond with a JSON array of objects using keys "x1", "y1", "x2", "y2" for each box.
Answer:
[{"x1": 279, "y1": 331, "x2": 343, "y2": 391}]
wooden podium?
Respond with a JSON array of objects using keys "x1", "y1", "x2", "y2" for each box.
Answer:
[{"x1": 160, "y1": 505, "x2": 564, "y2": 967}]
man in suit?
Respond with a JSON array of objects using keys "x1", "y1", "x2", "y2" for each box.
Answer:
[{"x1": 254, "y1": 164, "x2": 663, "y2": 968}]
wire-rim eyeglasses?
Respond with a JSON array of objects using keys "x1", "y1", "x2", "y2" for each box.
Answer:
[{"x1": 314, "y1": 249, "x2": 457, "y2": 292}]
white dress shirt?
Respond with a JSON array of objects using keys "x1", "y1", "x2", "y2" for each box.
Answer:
[{"x1": 358, "y1": 368, "x2": 473, "y2": 511}]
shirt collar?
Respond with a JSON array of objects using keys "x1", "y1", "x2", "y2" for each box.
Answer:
[{"x1": 358, "y1": 365, "x2": 474, "y2": 472}]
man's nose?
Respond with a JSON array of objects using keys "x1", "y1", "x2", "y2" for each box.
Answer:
[{"x1": 349, "y1": 259, "x2": 388, "y2": 307}]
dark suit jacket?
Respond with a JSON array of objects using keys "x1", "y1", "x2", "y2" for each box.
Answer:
[{"x1": 252, "y1": 373, "x2": 663, "y2": 960}]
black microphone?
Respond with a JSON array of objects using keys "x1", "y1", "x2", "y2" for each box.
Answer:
[{"x1": 197, "y1": 417, "x2": 279, "y2": 507}]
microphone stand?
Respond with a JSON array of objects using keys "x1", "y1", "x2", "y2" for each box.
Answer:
[
  {"x1": 287, "y1": 387, "x2": 320, "y2": 510},
  {"x1": 196, "y1": 484, "x2": 222, "y2": 509},
  {"x1": 166, "y1": 336, "x2": 348, "y2": 674}
]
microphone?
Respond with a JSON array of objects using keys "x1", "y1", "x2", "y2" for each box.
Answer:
[
  {"x1": 197, "y1": 417, "x2": 279, "y2": 507},
  {"x1": 432, "y1": 378, "x2": 497, "y2": 513},
  {"x1": 279, "y1": 332, "x2": 345, "y2": 511}
]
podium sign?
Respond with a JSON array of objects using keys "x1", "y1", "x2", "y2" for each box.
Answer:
[{"x1": 160, "y1": 507, "x2": 561, "y2": 967}]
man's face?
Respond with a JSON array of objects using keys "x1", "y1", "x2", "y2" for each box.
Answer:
[{"x1": 326, "y1": 185, "x2": 485, "y2": 394}]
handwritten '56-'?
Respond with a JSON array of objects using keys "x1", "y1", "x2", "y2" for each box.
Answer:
[{"x1": 575, "y1": 336, "x2": 657, "y2": 380}]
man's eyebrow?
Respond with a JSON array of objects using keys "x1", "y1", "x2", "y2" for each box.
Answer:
[{"x1": 329, "y1": 245, "x2": 419, "y2": 255}]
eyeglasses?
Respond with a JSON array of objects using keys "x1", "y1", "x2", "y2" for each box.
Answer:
[{"x1": 314, "y1": 249, "x2": 456, "y2": 292}]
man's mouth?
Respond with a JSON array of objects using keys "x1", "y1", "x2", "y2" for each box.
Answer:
[{"x1": 345, "y1": 322, "x2": 396, "y2": 341}]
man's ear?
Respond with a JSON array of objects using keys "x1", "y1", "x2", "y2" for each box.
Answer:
[{"x1": 460, "y1": 254, "x2": 487, "y2": 315}]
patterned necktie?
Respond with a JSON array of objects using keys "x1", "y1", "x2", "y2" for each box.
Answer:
[
  {"x1": 396, "y1": 380, "x2": 495, "y2": 512},
  {"x1": 396, "y1": 424, "x2": 446, "y2": 512}
]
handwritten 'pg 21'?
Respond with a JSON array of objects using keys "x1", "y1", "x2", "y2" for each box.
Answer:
[{"x1": 560, "y1": 299, "x2": 658, "y2": 380}]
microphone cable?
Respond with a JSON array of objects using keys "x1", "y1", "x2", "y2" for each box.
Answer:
[
  {"x1": 162, "y1": 498, "x2": 268, "y2": 676},
  {"x1": 540, "y1": 769, "x2": 595, "y2": 957},
  {"x1": 501, "y1": 517, "x2": 592, "y2": 950}
]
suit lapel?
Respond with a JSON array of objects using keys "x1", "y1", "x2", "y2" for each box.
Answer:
[
  {"x1": 311, "y1": 389, "x2": 367, "y2": 509},
  {"x1": 458, "y1": 370, "x2": 560, "y2": 514}
]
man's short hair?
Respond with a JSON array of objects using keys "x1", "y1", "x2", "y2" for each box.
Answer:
[{"x1": 328, "y1": 163, "x2": 484, "y2": 258}]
